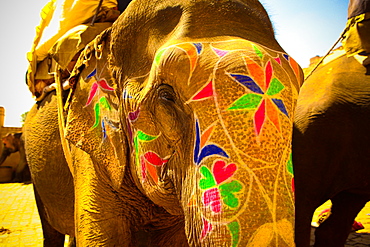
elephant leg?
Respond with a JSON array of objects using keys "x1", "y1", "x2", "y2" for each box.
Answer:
[
  {"x1": 314, "y1": 191, "x2": 369, "y2": 247},
  {"x1": 14, "y1": 149, "x2": 28, "y2": 182},
  {"x1": 33, "y1": 184, "x2": 65, "y2": 247},
  {"x1": 21, "y1": 164, "x2": 32, "y2": 182},
  {"x1": 0, "y1": 148, "x2": 10, "y2": 165},
  {"x1": 293, "y1": 136, "x2": 324, "y2": 246},
  {"x1": 294, "y1": 192, "x2": 319, "y2": 247},
  {"x1": 293, "y1": 125, "x2": 336, "y2": 247},
  {"x1": 13, "y1": 162, "x2": 28, "y2": 182}
]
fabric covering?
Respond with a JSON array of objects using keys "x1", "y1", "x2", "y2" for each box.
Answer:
[
  {"x1": 28, "y1": 0, "x2": 117, "y2": 63},
  {"x1": 27, "y1": 0, "x2": 118, "y2": 97},
  {"x1": 342, "y1": 12, "x2": 370, "y2": 56},
  {"x1": 50, "y1": 22, "x2": 113, "y2": 70}
]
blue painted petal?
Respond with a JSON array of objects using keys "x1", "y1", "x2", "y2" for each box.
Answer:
[
  {"x1": 230, "y1": 74, "x2": 264, "y2": 94},
  {"x1": 197, "y1": 144, "x2": 229, "y2": 164},
  {"x1": 123, "y1": 89, "x2": 133, "y2": 99},
  {"x1": 102, "y1": 119, "x2": 107, "y2": 139},
  {"x1": 283, "y1": 54, "x2": 289, "y2": 61},
  {"x1": 194, "y1": 120, "x2": 201, "y2": 165},
  {"x1": 272, "y1": 98, "x2": 289, "y2": 117},
  {"x1": 194, "y1": 43, "x2": 203, "y2": 54},
  {"x1": 86, "y1": 68, "x2": 97, "y2": 80}
]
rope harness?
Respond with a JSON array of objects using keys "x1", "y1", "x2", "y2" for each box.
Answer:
[
  {"x1": 305, "y1": 30, "x2": 345, "y2": 80},
  {"x1": 306, "y1": 12, "x2": 370, "y2": 79}
]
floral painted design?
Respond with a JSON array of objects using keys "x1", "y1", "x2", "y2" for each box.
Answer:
[
  {"x1": 228, "y1": 221, "x2": 241, "y2": 247},
  {"x1": 199, "y1": 159, "x2": 242, "y2": 244},
  {"x1": 200, "y1": 217, "x2": 240, "y2": 245},
  {"x1": 155, "y1": 42, "x2": 203, "y2": 68},
  {"x1": 283, "y1": 54, "x2": 301, "y2": 83},
  {"x1": 128, "y1": 40, "x2": 297, "y2": 246},
  {"x1": 85, "y1": 68, "x2": 115, "y2": 105},
  {"x1": 286, "y1": 153, "x2": 294, "y2": 192},
  {"x1": 190, "y1": 80, "x2": 214, "y2": 101},
  {"x1": 154, "y1": 42, "x2": 203, "y2": 84},
  {"x1": 140, "y1": 151, "x2": 168, "y2": 183},
  {"x1": 194, "y1": 120, "x2": 229, "y2": 165},
  {"x1": 192, "y1": 118, "x2": 242, "y2": 245},
  {"x1": 200, "y1": 160, "x2": 242, "y2": 212},
  {"x1": 85, "y1": 68, "x2": 115, "y2": 138},
  {"x1": 132, "y1": 130, "x2": 168, "y2": 183},
  {"x1": 227, "y1": 57, "x2": 288, "y2": 136}
]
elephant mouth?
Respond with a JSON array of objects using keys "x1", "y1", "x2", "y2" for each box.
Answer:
[{"x1": 3, "y1": 146, "x2": 15, "y2": 153}]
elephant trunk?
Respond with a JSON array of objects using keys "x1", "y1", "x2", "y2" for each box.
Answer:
[
  {"x1": 0, "y1": 147, "x2": 11, "y2": 165},
  {"x1": 173, "y1": 40, "x2": 299, "y2": 246},
  {"x1": 180, "y1": 115, "x2": 295, "y2": 246}
]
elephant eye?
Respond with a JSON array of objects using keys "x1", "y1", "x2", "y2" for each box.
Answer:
[{"x1": 158, "y1": 84, "x2": 176, "y2": 102}]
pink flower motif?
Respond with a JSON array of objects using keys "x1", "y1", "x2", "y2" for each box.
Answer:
[
  {"x1": 86, "y1": 79, "x2": 115, "y2": 106},
  {"x1": 201, "y1": 217, "x2": 213, "y2": 240},
  {"x1": 202, "y1": 188, "x2": 222, "y2": 213}
]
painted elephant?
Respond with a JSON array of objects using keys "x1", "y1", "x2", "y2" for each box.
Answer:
[
  {"x1": 25, "y1": 0, "x2": 302, "y2": 246},
  {"x1": 0, "y1": 132, "x2": 30, "y2": 182},
  {"x1": 293, "y1": 52, "x2": 370, "y2": 246}
]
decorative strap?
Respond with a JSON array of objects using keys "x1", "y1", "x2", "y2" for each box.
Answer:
[{"x1": 55, "y1": 65, "x2": 75, "y2": 177}]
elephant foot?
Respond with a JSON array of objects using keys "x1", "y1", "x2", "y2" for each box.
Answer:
[{"x1": 314, "y1": 191, "x2": 369, "y2": 247}]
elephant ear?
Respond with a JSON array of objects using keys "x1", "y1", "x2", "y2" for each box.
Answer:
[{"x1": 65, "y1": 29, "x2": 128, "y2": 190}]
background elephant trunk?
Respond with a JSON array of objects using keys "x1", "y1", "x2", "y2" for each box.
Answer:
[{"x1": 0, "y1": 147, "x2": 11, "y2": 165}]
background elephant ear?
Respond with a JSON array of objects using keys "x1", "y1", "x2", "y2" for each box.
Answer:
[{"x1": 65, "y1": 33, "x2": 128, "y2": 190}]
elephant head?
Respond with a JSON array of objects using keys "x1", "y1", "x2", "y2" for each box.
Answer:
[
  {"x1": 0, "y1": 132, "x2": 29, "y2": 182},
  {"x1": 1, "y1": 133, "x2": 21, "y2": 153},
  {"x1": 65, "y1": 0, "x2": 302, "y2": 245},
  {"x1": 0, "y1": 133, "x2": 22, "y2": 165}
]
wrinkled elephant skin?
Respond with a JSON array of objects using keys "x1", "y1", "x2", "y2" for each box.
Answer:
[
  {"x1": 64, "y1": 0, "x2": 303, "y2": 246},
  {"x1": 293, "y1": 54, "x2": 370, "y2": 246},
  {"x1": 0, "y1": 133, "x2": 30, "y2": 182},
  {"x1": 24, "y1": 93, "x2": 75, "y2": 246}
]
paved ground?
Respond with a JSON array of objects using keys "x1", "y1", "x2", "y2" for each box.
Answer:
[
  {"x1": 0, "y1": 183, "x2": 70, "y2": 247},
  {"x1": 1, "y1": 182, "x2": 370, "y2": 246},
  {"x1": 0, "y1": 183, "x2": 44, "y2": 247}
]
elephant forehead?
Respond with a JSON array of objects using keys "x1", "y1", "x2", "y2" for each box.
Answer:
[
  {"x1": 154, "y1": 40, "x2": 299, "y2": 103},
  {"x1": 153, "y1": 42, "x2": 215, "y2": 100},
  {"x1": 215, "y1": 56, "x2": 294, "y2": 158},
  {"x1": 151, "y1": 40, "x2": 298, "y2": 161},
  {"x1": 138, "y1": 39, "x2": 297, "y2": 163}
]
